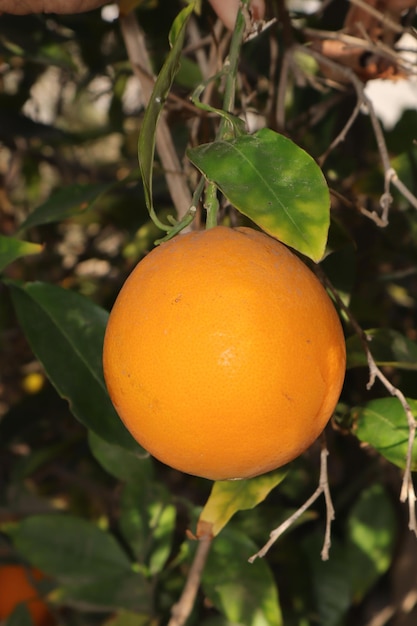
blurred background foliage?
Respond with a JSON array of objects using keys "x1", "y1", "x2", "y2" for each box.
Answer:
[{"x1": 1, "y1": 1, "x2": 417, "y2": 625}]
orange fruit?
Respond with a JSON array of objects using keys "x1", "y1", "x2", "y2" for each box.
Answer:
[
  {"x1": 103, "y1": 226, "x2": 346, "y2": 480},
  {"x1": 0, "y1": 564, "x2": 54, "y2": 625}
]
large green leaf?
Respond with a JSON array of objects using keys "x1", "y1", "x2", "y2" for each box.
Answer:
[
  {"x1": 302, "y1": 535, "x2": 351, "y2": 626},
  {"x1": 18, "y1": 182, "x2": 112, "y2": 232},
  {"x1": 51, "y1": 571, "x2": 151, "y2": 613},
  {"x1": 88, "y1": 431, "x2": 149, "y2": 483},
  {"x1": 197, "y1": 468, "x2": 287, "y2": 538},
  {"x1": 347, "y1": 484, "x2": 397, "y2": 601},
  {"x1": 0, "y1": 235, "x2": 43, "y2": 272},
  {"x1": 138, "y1": 1, "x2": 195, "y2": 222},
  {"x1": 8, "y1": 280, "x2": 141, "y2": 451},
  {"x1": 350, "y1": 397, "x2": 417, "y2": 470},
  {"x1": 187, "y1": 128, "x2": 330, "y2": 261},
  {"x1": 346, "y1": 328, "x2": 417, "y2": 371},
  {"x1": 120, "y1": 477, "x2": 176, "y2": 575},
  {"x1": 9, "y1": 514, "x2": 132, "y2": 580},
  {"x1": 202, "y1": 528, "x2": 283, "y2": 626},
  {"x1": 9, "y1": 514, "x2": 151, "y2": 613}
]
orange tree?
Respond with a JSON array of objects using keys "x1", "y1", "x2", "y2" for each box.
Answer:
[{"x1": 1, "y1": 1, "x2": 417, "y2": 625}]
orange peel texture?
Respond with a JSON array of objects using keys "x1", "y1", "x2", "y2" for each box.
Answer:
[{"x1": 103, "y1": 227, "x2": 346, "y2": 480}]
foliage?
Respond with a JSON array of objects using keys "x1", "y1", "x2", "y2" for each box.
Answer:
[{"x1": 1, "y1": 1, "x2": 417, "y2": 625}]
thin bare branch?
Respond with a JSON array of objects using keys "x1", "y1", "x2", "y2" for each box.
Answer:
[
  {"x1": 168, "y1": 534, "x2": 213, "y2": 626},
  {"x1": 348, "y1": 0, "x2": 411, "y2": 36},
  {"x1": 293, "y1": 43, "x2": 417, "y2": 222},
  {"x1": 317, "y1": 268, "x2": 417, "y2": 536},
  {"x1": 119, "y1": 12, "x2": 193, "y2": 220},
  {"x1": 249, "y1": 443, "x2": 334, "y2": 562}
]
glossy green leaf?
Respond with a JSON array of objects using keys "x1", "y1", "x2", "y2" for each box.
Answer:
[
  {"x1": 351, "y1": 397, "x2": 417, "y2": 470},
  {"x1": 197, "y1": 468, "x2": 287, "y2": 538},
  {"x1": 138, "y1": 1, "x2": 195, "y2": 222},
  {"x1": 8, "y1": 280, "x2": 140, "y2": 451},
  {"x1": 346, "y1": 328, "x2": 417, "y2": 371},
  {"x1": 187, "y1": 128, "x2": 330, "y2": 261},
  {"x1": 18, "y1": 182, "x2": 112, "y2": 232},
  {"x1": 202, "y1": 528, "x2": 283, "y2": 626},
  {"x1": 347, "y1": 484, "x2": 397, "y2": 601},
  {"x1": 88, "y1": 431, "x2": 150, "y2": 482},
  {"x1": 0, "y1": 235, "x2": 43, "y2": 272},
  {"x1": 9, "y1": 514, "x2": 132, "y2": 580},
  {"x1": 120, "y1": 478, "x2": 176, "y2": 574}
]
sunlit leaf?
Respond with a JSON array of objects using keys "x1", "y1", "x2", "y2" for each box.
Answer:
[
  {"x1": 0, "y1": 235, "x2": 43, "y2": 272},
  {"x1": 120, "y1": 477, "x2": 176, "y2": 575},
  {"x1": 8, "y1": 281, "x2": 141, "y2": 451},
  {"x1": 197, "y1": 469, "x2": 287, "y2": 538},
  {"x1": 347, "y1": 328, "x2": 417, "y2": 371},
  {"x1": 350, "y1": 397, "x2": 417, "y2": 470},
  {"x1": 187, "y1": 128, "x2": 330, "y2": 261},
  {"x1": 347, "y1": 484, "x2": 397, "y2": 601},
  {"x1": 202, "y1": 528, "x2": 283, "y2": 626}
]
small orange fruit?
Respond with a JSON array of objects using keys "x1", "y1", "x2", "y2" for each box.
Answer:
[
  {"x1": 103, "y1": 226, "x2": 346, "y2": 480},
  {"x1": 0, "y1": 564, "x2": 54, "y2": 626}
]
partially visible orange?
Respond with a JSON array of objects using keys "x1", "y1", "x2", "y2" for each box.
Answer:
[
  {"x1": 103, "y1": 226, "x2": 346, "y2": 480},
  {"x1": 0, "y1": 564, "x2": 54, "y2": 625}
]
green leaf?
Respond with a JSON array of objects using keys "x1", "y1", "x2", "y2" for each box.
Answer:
[
  {"x1": 347, "y1": 484, "x2": 397, "y2": 601},
  {"x1": 102, "y1": 611, "x2": 153, "y2": 626},
  {"x1": 9, "y1": 514, "x2": 132, "y2": 581},
  {"x1": 5, "y1": 604, "x2": 35, "y2": 626},
  {"x1": 197, "y1": 469, "x2": 287, "y2": 538},
  {"x1": 202, "y1": 528, "x2": 283, "y2": 626},
  {"x1": 302, "y1": 535, "x2": 351, "y2": 626},
  {"x1": 138, "y1": 1, "x2": 195, "y2": 225},
  {"x1": 51, "y1": 570, "x2": 151, "y2": 613},
  {"x1": 346, "y1": 328, "x2": 417, "y2": 371},
  {"x1": 187, "y1": 128, "x2": 330, "y2": 261},
  {"x1": 88, "y1": 431, "x2": 149, "y2": 482},
  {"x1": 8, "y1": 280, "x2": 140, "y2": 451},
  {"x1": 120, "y1": 478, "x2": 176, "y2": 574},
  {"x1": 351, "y1": 397, "x2": 417, "y2": 470},
  {"x1": 18, "y1": 182, "x2": 112, "y2": 232},
  {"x1": 0, "y1": 235, "x2": 43, "y2": 272}
]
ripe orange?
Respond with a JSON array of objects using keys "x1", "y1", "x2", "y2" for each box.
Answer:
[
  {"x1": 0, "y1": 564, "x2": 54, "y2": 625},
  {"x1": 103, "y1": 226, "x2": 346, "y2": 480}
]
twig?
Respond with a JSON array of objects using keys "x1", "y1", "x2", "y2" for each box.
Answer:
[
  {"x1": 119, "y1": 12, "x2": 192, "y2": 220},
  {"x1": 348, "y1": 0, "x2": 410, "y2": 36},
  {"x1": 293, "y1": 43, "x2": 417, "y2": 222},
  {"x1": 167, "y1": 534, "x2": 213, "y2": 626},
  {"x1": 317, "y1": 268, "x2": 417, "y2": 536},
  {"x1": 249, "y1": 443, "x2": 335, "y2": 562}
]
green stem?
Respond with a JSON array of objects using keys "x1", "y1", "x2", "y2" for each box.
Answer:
[
  {"x1": 204, "y1": 0, "x2": 249, "y2": 228},
  {"x1": 204, "y1": 182, "x2": 220, "y2": 229},
  {"x1": 217, "y1": 0, "x2": 249, "y2": 140}
]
